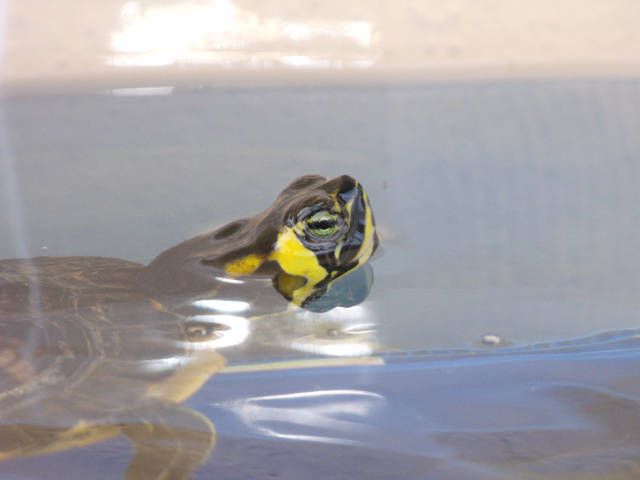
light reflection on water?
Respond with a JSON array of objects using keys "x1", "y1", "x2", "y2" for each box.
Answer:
[
  {"x1": 0, "y1": 245, "x2": 380, "y2": 478},
  {"x1": 199, "y1": 330, "x2": 640, "y2": 479},
  {"x1": 4, "y1": 330, "x2": 637, "y2": 479},
  {"x1": 221, "y1": 389, "x2": 386, "y2": 446},
  {"x1": 191, "y1": 298, "x2": 250, "y2": 313}
]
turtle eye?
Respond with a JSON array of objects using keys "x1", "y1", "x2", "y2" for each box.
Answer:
[{"x1": 306, "y1": 210, "x2": 339, "y2": 238}]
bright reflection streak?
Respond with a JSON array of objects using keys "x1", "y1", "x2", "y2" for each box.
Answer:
[
  {"x1": 135, "y1": 356, "x2": 185, "y2": 374},
  {"x1": 289, "y1": 336, "x2": 374, "y2": 357},
  {"x1": 302, "y1": 304, "x2": 368, "y2": 322},
  {"x1": 214, "y1": 275, "x2": 244, "y2": 284},
  {"x1": 254, "y1": 389, "x2": 383, "y2": 402},
  {"x1": 130, "y1": 314, "x2": 248, "y2": 376},
  {"x1": 109, "y1": 86, "x2": 174, "y2": 96},
  {"x1": 191, "y1": 299, "x2": 250, "y2": 313},
  {"x1": 281, "y1": 55, "x2": 330, "y2": 68},
  {"x1": 109, "y1": 0, "x2": 376, "y2": 68},
  {"x1": 291, "y1": 305, "x2": 378, "y2": 357},
  {"x1": 221, "y1": 389, "x2": 385, "y2": 446},
  {"x1": 0, "y1": 9, "x2": 44, "y2": 368},
  {"x1": 186, "y1": 314, "x2": 249, "y2": 349}
]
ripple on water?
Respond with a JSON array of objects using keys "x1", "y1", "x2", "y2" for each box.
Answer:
[{"x1": 198, "y1": 329, "x2": 640, "y2": 479}]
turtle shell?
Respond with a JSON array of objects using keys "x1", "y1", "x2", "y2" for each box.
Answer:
[{"x1": 0, "y1": 256, "x2": 225, "y2": 424}]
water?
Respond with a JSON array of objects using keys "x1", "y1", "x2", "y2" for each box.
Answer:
[
  {"x1": 1, "y1": 79, "x2": 640, "y2": 478},
  {"x1": 3, "y1": 332, "x2": 640, "y2": 479},
  {"x1": 201, "y1": 332, "x2": 640, "y2": 479}
]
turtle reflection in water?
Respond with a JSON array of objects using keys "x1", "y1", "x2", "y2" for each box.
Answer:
[{"x1": 0, "y1": 175, "x2": 378, "y2": 479}]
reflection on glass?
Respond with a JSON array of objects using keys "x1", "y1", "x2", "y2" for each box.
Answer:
[{"x1": 109, "y1": 0, "x2": 376, "y2": 68}]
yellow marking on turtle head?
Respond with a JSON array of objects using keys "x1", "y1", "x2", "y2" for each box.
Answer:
[
  {"x1": 269, "y1": 225, "x2": 328, "y2": 305},
  {"x1": 223, "y1": 253, "x2": 267, "y2": 275},
  {"x1": 274, "y1": 272, "x2": 307, "y2": 300},
  {"x1": 356, "y1": 190, "x2": 377, "y2": 267}
]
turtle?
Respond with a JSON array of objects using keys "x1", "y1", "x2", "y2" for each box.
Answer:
[{"x1": 0, "y1": 174, "x2": 379, "y2": 479}]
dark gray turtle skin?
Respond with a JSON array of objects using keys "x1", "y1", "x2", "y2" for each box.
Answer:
[{"x1": 0, "y1": 175, "x2": 378, "y2": 479}]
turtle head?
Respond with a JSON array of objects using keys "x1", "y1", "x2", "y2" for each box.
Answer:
[
  {"x1": 145, "y1": 175, "x2": 378, "y2": 307},
  {"x1": 267, "y1": 174, "x2": 378, "y2": 306}
]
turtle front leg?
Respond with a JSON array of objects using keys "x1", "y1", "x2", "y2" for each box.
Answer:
[{"x1": 121, "y1": 402, "x2": 216, "y2": 480}]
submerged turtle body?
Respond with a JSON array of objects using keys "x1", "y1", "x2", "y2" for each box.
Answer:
[
  {"x1": 0, "y1": 175, "x2": 378, "y2": 479},
  {"x1": 0, "y1": 256, "x2": 224, "y2": 414},
  {"x1": 0, "y1": 259, "x2": 227, "y2": 480}
]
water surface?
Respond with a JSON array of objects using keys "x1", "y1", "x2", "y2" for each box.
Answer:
[{"x1": 1, "y1": 79, "x2": 640, "y2": 478}]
